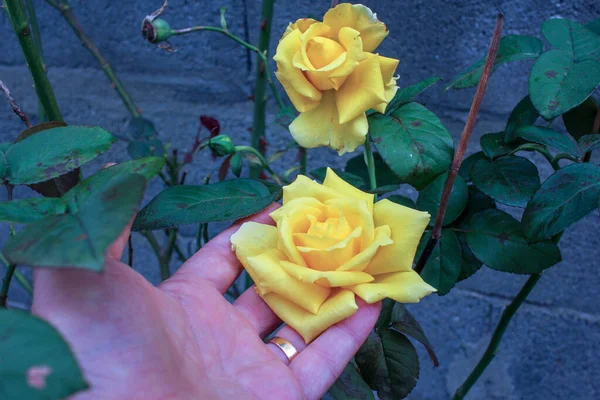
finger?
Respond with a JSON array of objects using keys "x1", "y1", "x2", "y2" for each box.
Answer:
[
  {"x1": 266, "y1": 325, "x2": 307, "y2": 365},
  {"x1": 290, "y1": 299, "x2": 381, "y2": 400},
  {"x1": 165, "y1": 203, "x2": 279, "y2": 294},
  {"x1": 233, "y1": 286, "x2": 282, "y2": 338},
  {"x1": 107, "y1": 216, "x2": 134, "y2": 261}
]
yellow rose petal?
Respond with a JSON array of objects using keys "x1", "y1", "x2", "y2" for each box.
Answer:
[
  {"x1": 348, "y1": 270, "x2": 436, "y2": 304},
  {"x1": 325, "y1": 198, "x2": 374, "y2": 250},
  {"x1": 289, "y1": 90, "x2": 369, "y2": 155},
  {"x1": 230, "y1": 222, "x2": 278, "y2": 265},
  {"x1": 338, "y1": 225, "x2": 393, "y2": 271},
  {"x1": 276, "y1": 203, "x2": 324, "y2": 267},
  {"x1": 246, "y1": 249, "x2": 330, "y2": 314},
  {"x1": 298, "y1": 23, "x2": 333, "y2": 71},
  {"x1": 378, "y1": 55, "x2": 399, "y2": 83},
  {"x1": 364, "y1": 199, "x2": 430, "y2": 275},
  {"x1": 323, "y1": 167, "x2": 374, "y2": 214},
  {"x1": 329, "y1": 27, "x2": 367, "y2": 90},
  {"x1": 270, "y1": 197, "x2": 324, "y2": 223},
  {"x1": 323, "y1": 3, "x2": 389, "y2": 53},
  {"x1": 261, "y1": 289, "x2": 358, "y2": 343},
  {"x1": 297, "y1": 226, "x2": 362, "y2": 271},
  {"x1": 284, "y1": 18, "x2": 318, "y2": 38},
  {"x1": 372, "y1": 83, "x2": 398, "y2": 114},
  {"x1": 280, "y1": 260, "x2": 374, "y2": 287},
  {"x1": 273, "y1": 29, "x2": 322, "y2": 112},
  {"x1": 336, "y1": 53, "x2": 387, "y2": 124},
  {"x1": 281, "y1": 175, "x2": 340, "y2": 205}
]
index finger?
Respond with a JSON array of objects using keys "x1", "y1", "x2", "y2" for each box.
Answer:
[{"x1": 162, "y1": 203, "x2": 279, "y2": 294}]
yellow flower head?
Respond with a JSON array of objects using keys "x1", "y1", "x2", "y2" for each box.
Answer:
[
  {"x1": 231, "y1": 169, "x2": 435, "y2": 343},
  {"x1": 273, "y1": 4, "x2": 399, "y2": 155}
]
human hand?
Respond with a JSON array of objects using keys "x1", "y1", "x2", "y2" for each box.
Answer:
[{"x1": 32, "y1": 204, "x2": 381, "y2": 399}]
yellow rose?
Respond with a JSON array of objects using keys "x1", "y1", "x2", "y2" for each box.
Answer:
[
  {"x1": 230, "y1": 168, "x2": 435, "y2": 343},
  {"x1": 273, "y1": 3, "x2": 399, "y2": 155}
]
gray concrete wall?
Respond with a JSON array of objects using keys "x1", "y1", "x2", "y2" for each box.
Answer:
[{"x1": 1, "y1": 1, "x2": 600, "y2": 399}]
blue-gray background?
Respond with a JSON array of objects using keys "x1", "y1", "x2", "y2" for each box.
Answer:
[{"x1": 1, "y1": 1, "x2": 599, "y2": 399}]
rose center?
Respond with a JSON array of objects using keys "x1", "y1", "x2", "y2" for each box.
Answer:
[{"x1": 306, "y1": 37, "x2": 346, "y2": 69}]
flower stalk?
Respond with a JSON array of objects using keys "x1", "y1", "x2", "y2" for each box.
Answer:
[
  {"x1": 5, "y1": 0, "x2": 63, "y2": 122},
  {"x1": 414, "y1": 13, "x2": 504, "y2": 275},
  {"x1": 364, "y1": 136, "x2": 377, "y2": 199}
]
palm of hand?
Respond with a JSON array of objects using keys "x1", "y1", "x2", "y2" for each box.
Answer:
[{"x1": 32, "y1": 207, "x2": 380, "y2": 400}]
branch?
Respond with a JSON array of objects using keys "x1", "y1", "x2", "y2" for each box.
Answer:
[
  {"x1": 414, "y1": 13, "x2": 504, "y2": 275},
  {"x1": 0, "y1": 79, "x2": 31, "y2": 128},
  {"x1": 5, "y1": 0, "x2": 63, "y2": 122}
]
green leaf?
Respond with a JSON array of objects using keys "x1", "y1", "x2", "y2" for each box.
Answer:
[
  {"x1": 456, "y1": 232, "x2": 482, "y2": 281},
  {"x1": 465, "y1": 209, "x2": 561, "y2": 274},
  {"x1": 0, "y1": 310, "x2": 88, "y2": 399},
  {"x1": 417, "y1": 172, "x2": 468, "y2": 226},
  {"x1": 0, "y1": 198, "x2": 66, "y2": 223},
  {"x1": 515, "y1": 125, "x2": 581, "y2": 157},
  {"x1": 587, "y1": 18, "x2": 600, "y2": 35},
  {"x1": 63, "y1": 157, "x2": 166, "y2": 211},
  {"x1": 504, "y1": 96, "x2": 540, "y2": 143},
  {"x1": 133, "y1": 179, "x2": 282, "y2": 231},
  {"x1": 446, "y1": 35, "x2": 544, "y2": 90},
  {"x1": 456, "y1": 185, "x2": 497, "y2": 225},
  {"x1": 355, "y1": 329, "x2": 419, "y2": 400},
  {"x1": 385, "y1": 77, "x2": 442, "y2": 114},
  {"x1": 4, "y1": 174, "x2": 146, "y2": 270},
  {"x1": 328, "y1": 361, "x2": 376, "y2": 400},
  {"x1": 390, "y1": 303, "x2": 439, "y2": 367},
  {"x1": 4, "y1": 125, "x2": 116, "y2": 184},
  {"x1": 522, "y1": 163, "x2": 600, "y2": 242},
  {"x1": 370, "y1": 102, "x2": 453, "y2": 190},
  {"x1": 579, "y1": 134, "x2": 600, "y2": 153},
  {"x1": 310, "y1": 167, "x2": 366, "y2": 188},
  {"x1": 563, "y1": 97, "x2": 598, "y2": 140},
  {"x1": 529, "y1": 49, "x2": 600, "y2": 119},
  {"x1": 387, "y1": 195, "x2": 416, "y2": 209},
  {"x1": 230, "y1": 152, "x2": 243, "y2": 177},
  {"x1": 127, "y1": 139, "x2": 166, "y2": 159},
  {"x1": 542, "y1": 19, "x2": 600, "y2": 61},
  {"x1": 126, "y1": 117, "x2": 158, "y2": 139},
  {"x1": 459, "y1": 152, "x2": 487, "y2": 181},
  {"x1": 471, "y1": 157, "x2": 540, "y2": 207},
  {"x1": 345, "y1": 153, "x2": 400, "y2": 187},
  {"x1": 480, "y1": 132, "x2": 520, "y2": 160},
  {"x1": 417, "y1": 229, "x2": 462, "y2": 295}
]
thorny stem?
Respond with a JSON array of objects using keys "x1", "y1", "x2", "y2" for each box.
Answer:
[
  {"x1": 364, "y1": 136, "x2": 377, "y2": 200},
  {"x1": 251, "y1": 0, "x2": 275, "y2": 177},
  {"x1": 453, "y1": 274, "x2": 542, "y2": 399},
  {"x1": 0, "y1": 262, "x2": 16, "y2": 307},
  {"x1": 23, "y1": 0, "x2": 47, "y2": 122},
  {"x1": 414, "y1": 13, "x2": 504, "y2": 275},
  {"x1": 5, "y1": 0, "x2": 63, "y2": 122},
  {"x1": 0, "y1": 79, "x2": 31, "y2": 128},
  {"x1": 45, "y1": 0, "x2": 141, "y2": 118}
]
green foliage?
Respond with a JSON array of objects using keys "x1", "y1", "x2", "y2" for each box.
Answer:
[
  {"x1": 459, "y1": 152, "x2": 487, "y2": 181},
  {"x1": 456, "y1": 232, "x2": 482, "y2": 281},
  {"x1": 0, "y1": 310, "x2": 88, "y2": 399},
  {"x1": 480, "y1": 132, "x2": 520, "y2": 160},
  {"x1": 522, "y1": 163, "x2": 600, "y2": 242},
  {"x1": 529, "y1": 19, "x2": 600, "y2": 119},
  {"x1": 369, "y1": 102, "x2": 453, "y2": 190},
  {"x1": 387, "y1": 195, "x2": 416, "y2": 209},
  {"x1": 133, "y1": 179, "x2": 282, "y2": 231},
  {"x1": 3, "y1": 125, "x2": 116, "y2": 185},
  {"x1": 579, "y1": 134, "x2": 600, "y2": 153},
  {"x1": 0, "y1": 198, "x2": 65, "y2": 223},
  {"x1": 417, "y1": 229, "x2": 462, "y2": 295},
  {"x1": 465, "y1": 209, "x2": 561, "y2": 274},
  {"x1": 562, "y1": 97, "x2": 598, "y2": 140},
  {"x1": 328, "y1": 361, "x2": 376, "y2": 400},
  {"x1": 515, "y1": 125, "x2": 581, "y2": 157},
  {"x1": 345, "y1": 153, "x2": 400, "y2": 188},
  {"x1": 446, "y1": 35, "x2": 544, "y2": 90},
  {"x1": 389, "y1": 303, "x2": 439, "y2": 367},
  {"x1": 471, "y1": 157, "x2": 540, "y2": 207},
  {"x1": 417, "y1": 172, "x2": 468, "y2": 226},
  {"x1": 384, "y1": 77, "x2": 441, "y2": 114},
  {"x1": 310, "y1": 167, "x2": 365, "y2": 188},
  {"x1": 355, "y1": 329, "x2": 420, "y2": 400},
  {"x1": 126, "y1": 117, "x2": 166, "y2": 159},
  {"x1": 4, "y1": 174, "x2": 146, "y2": 270},
  {"x1": 504, "y1": 96, "x2": 540, "y2": 143}
]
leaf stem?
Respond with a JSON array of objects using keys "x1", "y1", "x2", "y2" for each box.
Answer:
[
  {"x1": 13, "y1": 270, "x2": 33, "y2": 295},
  {"x1": 45, "y1": 0, "x2": 141, "y2": 117},
  {"x1": 0, "y1": 262, "x2": 16, "y2": 308},
  {"x1": 235, "y1": 145, "x2": 282, "y2": 183},
  {"x1": 452, "y1": 273, "x2": 541, "y2": 399},
  {"x1": 5, "y1": 0, "x2": 63, "y2": 122},
  {"x1": 364, "y1": 136, "x2": 378, "y2": 200},
  {"x1": 414, "y1": 13, "x2": 503, "y2": 275}
]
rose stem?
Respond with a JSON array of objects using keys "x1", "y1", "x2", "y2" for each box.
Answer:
[
  {"x1": 413, "y1": 13, "x2": 503, "y2": 275},
  {"x1": 5, "y1": 0, "x2": 63, "y2": 122},
  {"x1": 0, "y1": 79, "x2": 31, "y2": 128},
  {"x1": 364, "y1": 136, "x2": 378, "y2": 199},
  {"x1": 44, "y1": 0, "x2": 141, "y2": 118}
]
